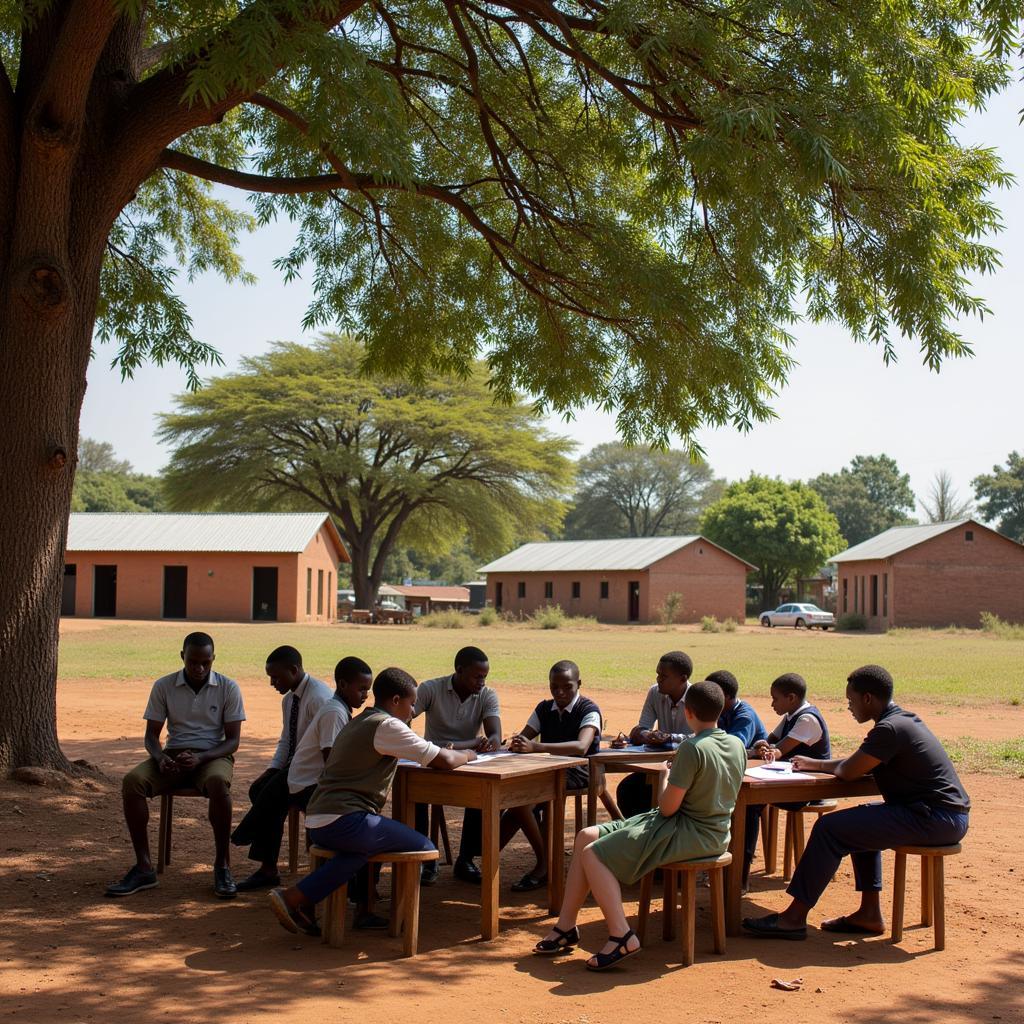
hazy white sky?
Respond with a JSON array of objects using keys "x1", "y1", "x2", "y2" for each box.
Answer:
[{"x1": 81, "y1": 81, "x2": 1024, "y2": 517}]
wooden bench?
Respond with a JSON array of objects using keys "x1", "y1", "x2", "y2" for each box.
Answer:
[
  {"x1": 156, "y1": 788, "x2": 203, "y2": 873},
  {"x1": 350, "y1": 609, "x2": 373, "y2": 624},
  {"x1": 892, "y1": 843, "x2": 961, "y2": 951},
  {"x1": 765, "y1": 799, "x2": 837, "y2": 879},
  {"x1": 637, "y1": 852, "x2": 731, "y2": 967},
  {"x1": 309, "y1": 845, "x2": 439, "y2": 956}
]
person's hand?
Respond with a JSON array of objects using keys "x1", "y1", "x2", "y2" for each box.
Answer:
[
  {"x1": 637, "y1": 729, "x2": 653, "y2": 745},
  {"x1": 752, "y1": 740, "x2": 771, "y2": 759},
  {"x1": 762, "y1": 746, "x2": 782, "y2": 765},
  {"x1": 648, "y1": 730, "x2": 672, "y2": 746},
  {"x1": 175, "y1": 750, "x2": 201, "y2": 770},
  {"x1": 464, "y1": 749, "x2": 478, "y2": 762},
  {"x1": 790, "y1": 755, "x2": 814, "y2": 772},
  {"x1": 610, "y1": 732, "x2": 629, "y2": 749},
  {"x1": 473, "y1": 736, "x2": 499, "y2": 753},
  {"x1": 157, "y1": 753, "x2": 179, "y2": 775},
  {"x1": 509, "y1": 734, "x2": 535, "y2": 753}
]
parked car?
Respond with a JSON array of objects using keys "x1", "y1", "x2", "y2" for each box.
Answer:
[{"x1": 760, "y1": 603, "x2": 835, "y2": 629}]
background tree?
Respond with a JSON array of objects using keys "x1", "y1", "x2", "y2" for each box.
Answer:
[
  {"x1": 973, "y1": 452, "x2": 1024, "y2": 542},
  {"x1": 77, "y1": 439, "x2": 132, "y2": 476},
  {"x1": 159, "y1": 337, "x2": 573, "y2": 608},
  {"x1": 0, "y1": 1, "x2": 1018, "y2": 772},
  {"x1": 701, "y1": 475, "x2": 844, "y2": 609},
  {"x1": 71, "y1": 437, "x2": 165, "y2": 512},
  {"x1": 563, "y1": 444, "x2": 722, "y2": 540},
  {"x1": 921, "y1": 470, "x2": 973, "y2": 523},
  {"x1": 809, "y1": 455, "x2": 916, "y2": 547}
]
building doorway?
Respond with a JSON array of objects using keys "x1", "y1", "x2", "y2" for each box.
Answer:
[
  {"x1": 93, "y1": 565, "x2": 117, "y2": 617},
  {"x1": 252, "y1": 567, "x2": 278, "y2": 621},
  {"x1": 628, "y1": 581, "x2": 640, "y2": 622},
  {"x1": 163, "y1": 566, "x2": 188, "y2": 619},
  {"x1": 495, "y1": 581, "x2": 503, "y2": 610},
  {"x1": 61, "y1": 564, "x2": 77, "y2": 616}
]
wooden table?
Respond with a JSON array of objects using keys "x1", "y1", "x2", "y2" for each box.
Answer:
[
  {"x1": 726, "y1": 765, "x2": 880, "y2": 935},
  {"x1": 391, "y1": 752, "x2": 587, "y2": 940},
  {"x1": 586, "y1": 746, "x2": 678, "y2": 827}
]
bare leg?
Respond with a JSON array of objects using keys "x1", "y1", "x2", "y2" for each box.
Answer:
[
  {"x1": 206, "y1": 779, "x2": 233, "y2": 869},
  {"x1": 821, "y1": 891, "x2": 884, "y2": 932},
  {"x1": 579, "y1": 844, "x2": 640, "y2": 964},
  {"x1": 501, "y1": 806, "x2": 548, "y2": 877},
  {"x1": 538, "y1": 826, "x2": 600, "y2": 942},
  {"x1": 123, "y1": 793, "x2": 153, "y2": 871}
]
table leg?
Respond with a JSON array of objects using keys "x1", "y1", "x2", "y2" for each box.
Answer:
[
  {"x1": 587, "y1": 764, "x2": 602, "y2": 828},
  {"x1": 481, "y1": 784, "x2": 500, "y2": 940},
  {"x1": 392, "y1": 772, "x2": 414, "y2": 828},
  {"x1": 726, "y1": 792, "x2": 748, "y2": 937},
  {"x1": 550, "y1": 768, "x2": 567, "y2": 915}
]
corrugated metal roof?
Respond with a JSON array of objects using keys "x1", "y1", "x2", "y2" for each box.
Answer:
[
  {"x1": 67, "y1": 512, "x2": 347, "y2": 558},
  {"x1": 829, "y1": 520, "x2": 973, "y2": 563},
  {"x1": 478, "y1": 536, "x2": 756, "y2": 573},
  {"x1": 391, "y1": 585, "x2": 470, "y2": 601}
]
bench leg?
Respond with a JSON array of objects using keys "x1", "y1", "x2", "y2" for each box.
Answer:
[
  {"x1": 322, "y1": 883, "x2": 348, "y2": 948},
  {"x1": 891, "y1": 851, "x2": 907, "y2": 943},
  {"x1": 662, "y1": 870, "x2": 677, "y2": 941},
  {"x1": 932, "y1": 857, "x2": 945, "y2": 952},
  {"x1": 637, "y1": 871, "x2": 653, "y2": 944},
  {"x1": 921, "y1": 856, "x2": 934, "y2": 927},
  {"x1": 765, "y1": 806, "x2": 779, "y2": 876},
  {"x1": 157, "y1": 794, "x2": 172, "y2": 874},
  {"x1": 287, "y1": 807, "x2": 300, "y2": 874},
  {"x1": 709, "y1": 868, "x2": 726, "y2": 955},
  {"x1": 792, "y1": 813, "x2": 806, "y2": 866},
  {"x1": 402, "y1": 863, "x2": 421, "y2": 957},
  {"x1": 680, "y1": 870, "x2": 697, "y2": 967},
  {"x1": 389, "y1": 863, "x2": 403, "y2": 938}
]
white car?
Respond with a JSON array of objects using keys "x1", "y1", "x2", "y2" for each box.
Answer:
[{"x1": 760, "y1": 603, "x2": 834, "y2": 630}]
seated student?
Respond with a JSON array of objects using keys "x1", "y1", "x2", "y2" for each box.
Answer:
[
  {"x1": 614, "y1": 651, "x2": 694, "y2": 819},
  {"x1": 412, "y1": 646, "x2": 502, "y2": 885},
  {"x1": 268, "y1": 668, "x2": 475, "y2": 935},
  {"x1": 106, "y1": 632, "x2": 245, "y2": 898},
  {"x1": 744, "y1": 664, "x2": 970, "y2": 940},
  {"x1": 230, "y1": 646, "x2": 333, "y2": 891},
  {"x1": 707, "y1": 670, "x2": 768, "y2": 749},
  {"x1": 500, "y1": 660, "x2": 602, "y2": 892},
  {"x1": 742, "y1": 672, "x2": 831, "y2": 888},
  {"x1": 533, "y1": 681, "x2": 745, "y2": 970}
]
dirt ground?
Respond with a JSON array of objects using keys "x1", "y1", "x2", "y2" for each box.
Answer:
[{"x1": 1, "y1": 676, "x2": 1021, "y2": 1024}]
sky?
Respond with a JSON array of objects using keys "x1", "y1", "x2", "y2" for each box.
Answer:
[{"x1": 80, "y1": 81, "x2": 1024, "y2": 519}]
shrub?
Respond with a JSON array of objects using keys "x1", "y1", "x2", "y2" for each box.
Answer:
[
  {"x1": 658, "y1": 592, "x2": 682, "y2": 626},
  {"x1": 723, "y1": 617, "x2": 738, "y2": 633},
  {"x1": 419, "y1": 610, "x2": 465, "y2": 629},
  {"x1": 531, "y1": 604, "x2": 566, "y2": 629},
  {"x1": 836, "y1": 612, "x2": 867, "y2": 631},
  {"x1": 701, "y1": 615, "x2": 722, "y2": 633},
  {"x1": 980, "y1": 611, "x2": 1024, "y2": 639},
  {"x1": 478, "y1": 606, "x2": 498, "y2": 626}
]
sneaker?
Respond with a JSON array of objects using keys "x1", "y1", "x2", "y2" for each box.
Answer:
[
  {"x1": 420, "y1": 862, "x2": 439, "y2": 887},
  {"x1": 105, "y1": 866, "x2": 158, "y2": 897}
]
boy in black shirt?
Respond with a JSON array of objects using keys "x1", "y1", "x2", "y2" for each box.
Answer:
[{"x1": 743, "y1": 664, "x2": 970, "y2": 940}]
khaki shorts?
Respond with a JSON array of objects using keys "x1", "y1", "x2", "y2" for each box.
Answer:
[{"x1": 122, "y1": 753, "x2": 234, "y2": 798}]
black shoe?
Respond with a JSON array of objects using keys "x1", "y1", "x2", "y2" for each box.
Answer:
[
  {"x1": 214, "y1": 866, "x2": 238, "y2": 899},
  {"x1": 453, "y1": 858, "x2": 482, "y2": 884},
  {"x1": 742, "y1": 913, "x2": 807, "y2": 940},
  {"x1": 354, "y1": 911, "x2": 390, "y2": 930},
  {"x1": 236, "y1": 870, "x2": 281, "y2": 893},
  {"x1": 105, "y1": 866, "x2": 158, "y2": 897},
  {"x1": 420, "y1": 863, "x2": 439, "y2": 887}
]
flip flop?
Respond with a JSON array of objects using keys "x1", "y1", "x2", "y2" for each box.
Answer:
[
  {"x1": 268, "y1": 888, "x2": 320, "y2": 937},
  {"x1": 511, "y1": 872, "x2": 548, "y2": 893},
  {"x1": 821, "y1": 916, "x2": 885, "y2": 936},
  {"x1": 742, "y1": 913, "x2": 807, "y2": 941}
]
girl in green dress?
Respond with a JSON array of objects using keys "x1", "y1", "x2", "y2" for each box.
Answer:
[{"x1": 533, "y1": 680, "x2": 746, "y2": 970}]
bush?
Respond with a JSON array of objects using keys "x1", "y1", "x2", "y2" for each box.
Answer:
[
  {"x1": 418, "y1": 610, "x2": 465, "y2": 629},
  {"x1": 701, "y1": 615, "x2": 722, "y2": 633},
  {"x1": 478, "y1": 606, "x2": 498, "y2": 626},
  {"x1": 530, "y1": 604, "x2": 566, "y2": 629},
  {"x1": 837, "y1": 612, "x2": 867, "y2": 631},
  {"x1": 723, "y1": 617, "x2": 738, "y2": 633},
  {"x1": 979, "y1": 611, "x2": 1024, "y2": 639},
  {"x1": 658, "y1": 592, "x2": 682, "y2": 626}
]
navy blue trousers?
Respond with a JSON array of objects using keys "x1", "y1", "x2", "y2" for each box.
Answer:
[
  {"x1": 787, "y1": 802, "x2": 969, "y2": 908},
  {"x1": 298, "y1": 812, "x2": 435, "y2": 905}
]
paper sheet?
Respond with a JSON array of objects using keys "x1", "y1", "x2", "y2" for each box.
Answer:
[{"x1": 745, "y1": 765, "x2": 817, "y2": 781}]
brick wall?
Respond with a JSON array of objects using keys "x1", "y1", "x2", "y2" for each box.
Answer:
[
  {"x1": 835, "y1": 558, "x2": 893, "y2": 629},
  {"x1": 646, "y1": 542, "x2": 748, "y2": 622},
  {"x1": 487, "y1": 569, "x2": 645, "y2": 624}
]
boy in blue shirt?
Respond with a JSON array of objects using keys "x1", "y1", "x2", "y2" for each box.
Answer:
[{"x1": 707, "y1": 670, "x2": 767, "y2": 749}]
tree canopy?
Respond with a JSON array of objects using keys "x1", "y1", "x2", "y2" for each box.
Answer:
[
  {"x1": 563, "y1": 442, "x2": 721, "y2": 539},
  {"x1": 158, "y1": 336, "x2": 574, "y2": 605},
  {"x1": 921, "y1": 469, "x2": 973, "y2": 523},
  {"x1": 973, "y1": 452, "x2": 1024, "y2": 542},
  {"x1": 70, "y1": 438, "x2": 165, "y2": 512},
  {"x1": 701, "y1": 474, "x2": 844, "y2": 608},
  {"x1": 809, "y1": 454, "x2": 916, "y2": 547}
]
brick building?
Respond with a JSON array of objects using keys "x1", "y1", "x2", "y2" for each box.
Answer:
[
  {"x1": 830, "y1": 519, "x2": 1024, "y2": 629},
  {"x1": 479, "y1": 536, "x2": 755, "y2": 624},
  {"x1": 63, "y1": 512, "x2": 349, "y2": 623}
]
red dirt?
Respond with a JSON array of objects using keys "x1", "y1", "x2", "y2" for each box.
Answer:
[{"x1": 0, "y1": 681, "x2": 1020, "y2": 1024}]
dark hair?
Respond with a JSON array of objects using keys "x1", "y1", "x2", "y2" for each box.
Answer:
[
  {"x1": 335, "y1": 656, "x2": 373, "y2": 684},
  {"x1": 658, "y1": 650, "x2": 693, "y2": 680},
  {"x1": 373, "y1": 667, "x2": 418, "y2": 702},
  {"x1": 182, "y1": 631, "x2": 214, "y2": 653},
  {"x1": 770, "y1": 672, "x2": 807, "y2": 702},
  {"x1": 266, "y1": 645, "x2": 303, "y2": 668},
  {"x1": 454, "y1": 646, "x2": 488, "y2": 669},
  {"x1": 706, "y1": 669, "x2": 739, "y2": 701},
  {"x1": 685, "y1": 680, "x2": 725, "y2": 722},
  {"x1": 847, "y1": 664, "x2": 894, "y2": 703},
  {"x1": 550, "y1": 660, "x2": 580, "y2": 679}
]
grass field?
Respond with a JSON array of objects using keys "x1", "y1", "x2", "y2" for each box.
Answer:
[{"x1": 58, "y1": 618, "x2": 1024, "y2": 704}]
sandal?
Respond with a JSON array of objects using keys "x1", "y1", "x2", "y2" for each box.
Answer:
[
  {"x1": 585, "y1": 929, "x2": 641, "y2": 971},
  {"x1": 268, "y1": 888, "x2": 321, "y2": 937},
  {"x1": 533, "y1": 925, "x2": 579, "y2": 955},
  {"x1": 512, "y1": 872, "x2": 548, "y2": 893}
]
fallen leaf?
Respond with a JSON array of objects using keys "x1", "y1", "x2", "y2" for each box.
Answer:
[{"x1": 771, "y1": 978, "x2": 804, "y2": 992}]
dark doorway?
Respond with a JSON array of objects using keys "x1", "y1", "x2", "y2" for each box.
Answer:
[
  {"x1": 94, "y1": 565, "x2": 117, "y2": 617},
  {"x1": 252, "y1": 567, "x2": 278, "y2": 621},
  {"x1": 61, "y1": 565, "x2": 77, "y2": 616},
  {"x1": 495, "y1": 581, "x2": 503, "y2": 610},
  {"x1": 163, "y1": 566, "x2": 188, "y2": 619},
  {"x1": 628, "y1": 581, "x2": 640, "y2": 622}
]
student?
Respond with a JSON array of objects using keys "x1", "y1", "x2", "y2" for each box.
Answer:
[
  {"x1": 412, "y1": 646, "x2": 502, "y2": 885},
  {"x1": 742, "y1": 672, "x2": 831, "y2": 888},
  {"x1": 707, "y1": 670, "x2": 768, "y2": 749},
  {"x1": 500, "y1": 660, "x2": 602, "y2": 892},
  {"x1": 533, "y1": 681, "x2": 745, "y2": 970},
  {"x1": 743, "y1": 664, "x2": 970, "y2": 940},
  {"x1": 231, "y1": 646, "x2": 333, "y2": 891},
  {"x1": 106, "y1": 632, "x2": 245, "y2": 898},
  {"x1": 268, "y1": 667, "x2": 475, "y2": 935},
  {"x1": 614, "y1": 651, "x2": 693, "y2": 819}
]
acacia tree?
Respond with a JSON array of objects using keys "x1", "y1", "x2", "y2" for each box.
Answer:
[
  {"x1": 159, "y1": 336, "x2": 574, "y2": 607},
  {"x1": 0, "y1": 0, "x2": 1018, "y2": 771},
  {"x1": 921, "y1": 469, "x2": 973, "y2": 523},
  {"x1": 973, "y1": 452, "x2": 1024, "y2": 542}
]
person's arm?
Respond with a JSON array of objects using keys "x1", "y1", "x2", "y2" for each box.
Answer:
[
  {"x1": 516, "y1": 725, "x2": 598, "y2": 757},
  {"x1": 508, "y1": 723, "x2": 538, "y2": 751},
  {"x1": 143, "y1": 719, "x2": 177, "y2": 773},
  {"x1": 472, "y1": 713, "x2": 502, "y2": 752},
  {"x1": 658, "y1": 778, "x2": 688, "y2": 816},
  {"x1": 628, "y1": 689, "x2": 658, "y2": 745},
  {"x1": 791, "y1": 749, "x2": 880, "y2": 780},
  {"x1": 268, "y1": 695, "x2": 290, "y2": 770},
  {"x1": 428, "y1": 747, "x2": 478, "y2": 770},
  {"x1": 658, "y1": 743, "x2": 697, "y2": 816},
  {"x1": 176, "y1": 720, "x2": 242, "y2": 768}
]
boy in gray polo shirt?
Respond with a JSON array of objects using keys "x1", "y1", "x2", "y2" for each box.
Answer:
[
  {"x1": 413, "y1": 646, "x2": 502, "y2": 884},
  {"x1": 106, "y1": 632, "x2": 246, "y2": 899}
]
